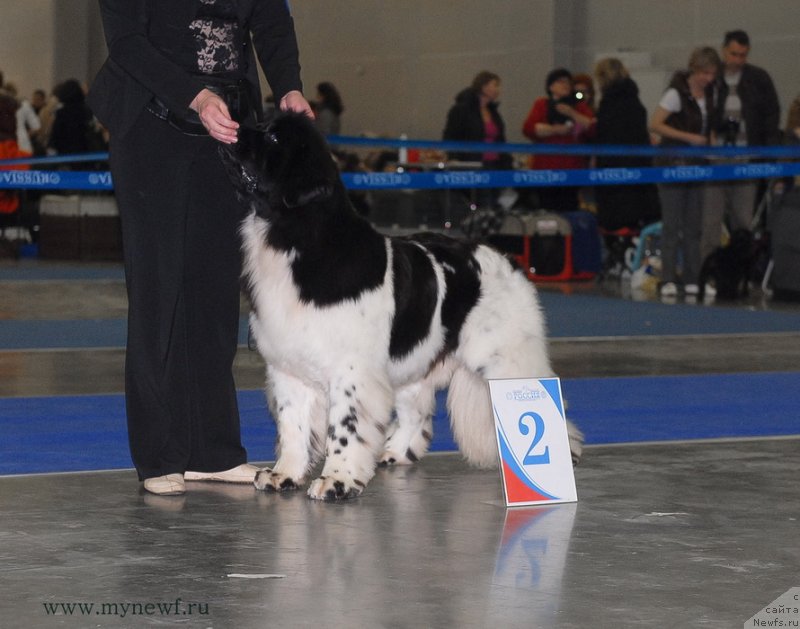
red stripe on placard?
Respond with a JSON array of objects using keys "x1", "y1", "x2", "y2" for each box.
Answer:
[{"x1": 502, "y1": 460, "x2": 551, "y2": 504}]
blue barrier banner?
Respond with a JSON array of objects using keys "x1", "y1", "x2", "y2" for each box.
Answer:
[
  {"x1": 0, "y1": 170, "x2": 113, "y2": 191},
  {"x1": 4, "y1": 162, "x2": 800, "y2": 192},
  {"x1": 343, "y1": 162, "x2": 800, "y2": 190}
]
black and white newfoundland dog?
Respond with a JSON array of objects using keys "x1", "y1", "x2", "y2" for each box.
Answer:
[{"x1": 220, "y1": 112, "x2": 583, "y2": 500}]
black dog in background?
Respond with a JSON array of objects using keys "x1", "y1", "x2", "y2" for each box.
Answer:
[{"x1": 698, "y1": 229, "x2": 755, "y2": 300}]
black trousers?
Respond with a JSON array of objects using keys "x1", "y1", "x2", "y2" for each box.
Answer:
[{"x1": 110, "y1": 109, "x2": 247, "y2": 480}]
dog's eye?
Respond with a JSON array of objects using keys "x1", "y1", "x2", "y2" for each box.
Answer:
[{"x1": 267, "y1": 132, "x2": 278, "y2": 144}]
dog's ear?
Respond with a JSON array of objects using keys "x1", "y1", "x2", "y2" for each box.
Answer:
[{"x1": 282, "y1": 183, "x2": 335, "y2": 208}]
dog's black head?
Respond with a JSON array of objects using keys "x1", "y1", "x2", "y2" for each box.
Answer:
[{"x1": 219, "y1": 111, "x2": 340, "y2": 216}]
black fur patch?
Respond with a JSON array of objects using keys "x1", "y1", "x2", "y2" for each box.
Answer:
[
  {"x1": 410, "y1": 234, "x2": 482, "y2": 352},
  {"x1": 388, "y1": 235, "x2": 482, "y2": 360},
  {"x1": 389, "y1": 239, "x2": 438, "y2": 358}
]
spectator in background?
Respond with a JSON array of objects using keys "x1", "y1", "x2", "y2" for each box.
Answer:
[
  {"x1": 35, "y1": 86, "x2": 60, "y2": 151},
  {"x1": 702, "y1": 29, "x2": 781, "y2": 260},
  {"x1": 443, "y1": 71, "x2": 512, "y2": 211},
  {"x1": 2, "y1": 82, "x2": 41, "y2": 156},
  {"x1": 593, "y1": 57, "x2": 660, "y2": 231},
  {"x1": 443, "y1": 70, "x2": 512, "y2": 171},
  {"x1": 649, "y1": 46, "x2": 720, "y2": 299},
  {"x1": 572, "y1": 72, "x2": 596, "y2": 113},
  {"x1": 522, "y1": 68, "x2": 595, "y2": 212},
  {"x1": 313, "y1": 81, "x2": 343, "y2": 136},
  {"x1": 48, "y1": 79, "x2": 96, "y2": 159},
  {"x1": 0, "y1": 93, "x2": 29, "y2": 219},
  {"x1": 786, "y1": 94, "x2": 800, "y2": 144},
  {"x1": 31, "y1": 89, "x2": 47, "y2": 115}
]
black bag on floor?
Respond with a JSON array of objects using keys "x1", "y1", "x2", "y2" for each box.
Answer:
[{"x1": 769, "y1": 187, "x2": 800, "y2": 301}]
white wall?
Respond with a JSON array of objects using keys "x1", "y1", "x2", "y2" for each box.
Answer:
[
  {"x1": 0, "y1": 0, "x2": 96, "y2": 99},
  {"x1": 291, "y1": 0, "x2": 555, "y2": 141},
  {"x1": 0, "y1": 0, "x2": 56, "y2": 100}
]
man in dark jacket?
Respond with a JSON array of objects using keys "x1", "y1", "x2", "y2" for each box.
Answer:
[{"x1": 702, "y1": 29, "x2": 780, "y2": 259}]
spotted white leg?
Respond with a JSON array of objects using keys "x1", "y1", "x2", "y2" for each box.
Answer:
[
  {"x1": 255, "y1": 366, "x2": 327, "y2": 492},
  {"x1": 307, "y1": 372, "x2": 392, "y2": 500}
]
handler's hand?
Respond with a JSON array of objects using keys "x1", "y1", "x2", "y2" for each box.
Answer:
[
  {"x1": 190, "y1": 88, "x2": 239, "y2": 144},
  {"x1": 280, "y1": 90, "x2": 315, "y2": 119}
]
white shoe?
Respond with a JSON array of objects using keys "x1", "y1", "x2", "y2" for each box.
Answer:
[
  {"x1": 185, "y1": 463, "x2": 262, "y2": 484},
  {"x1": 660, "y1": 282, "x2": 678, "y2": 297},
  {"x1": 143, "y1": 473, "x2": 185, "y2": 496},
  {"x1": 685, "y1": 283, "x2": 716, "y2": 298}
]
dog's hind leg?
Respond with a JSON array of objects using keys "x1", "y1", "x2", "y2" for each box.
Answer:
[
  {"x1": 378, "y1": 378, "x2": 436, "y2": 467},
  {"x1": 307, "y1": 371, "x2": 393, "y2": 501},
  {"x1": 254, "y1": 367, "x2": 327, "y2": 492}
]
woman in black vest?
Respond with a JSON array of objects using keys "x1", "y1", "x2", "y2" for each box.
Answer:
[
  {"x1": 89, "y1": 0, "x2": 313, "y2": 495},
  {"x1": 649, "y1": 47, "x2": 720, "y2": 299}
]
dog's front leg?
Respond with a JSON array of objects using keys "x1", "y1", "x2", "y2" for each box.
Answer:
[
  {"x1": 255, "y1": 367, "x2": 327, "y2": 492},
  {"x1": 307, "y1": 373, "x2": 393, "y2": 501}
]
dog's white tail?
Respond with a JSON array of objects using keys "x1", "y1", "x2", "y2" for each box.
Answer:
[
  {"x1": 447, "y1": 366, "x2": 585, "y2": 468},
  {"x1": 447, "y1": 366, "x2": 498, "y2": 468}
]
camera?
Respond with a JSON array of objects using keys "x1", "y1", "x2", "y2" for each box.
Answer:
[{"x1": 722, "y1": 117, "x2": 741, "y2": 146}]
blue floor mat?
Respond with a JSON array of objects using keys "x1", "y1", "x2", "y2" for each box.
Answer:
[{"x1": 2, "y1": 372, "x2": 798, "y2": 476}]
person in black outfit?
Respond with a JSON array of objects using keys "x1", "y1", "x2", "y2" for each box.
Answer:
[
  {"x1": 48, "y1": 79, "x2": 98, "y2": 161},
  {"x1": 88, "y1": 0, "x2": 313, "y2": 496},
  {"x1": 593, "y1": 57, "x2": 660, "y2": 231},
  {"x1": 443, "y1": 71, "x2": 512, "y2": 213},
  {"x1": 443, "y1": 71, "x2": 512, "y2": 170}
]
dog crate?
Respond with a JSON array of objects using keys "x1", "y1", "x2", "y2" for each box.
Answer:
[
  {"x1": 487, "y1": 210, "x2": 598, "y2": 282},
  {"x1": 38, "y1": 194, "x2": 122, "y2": 261},
  {"x1": 38, "y1": 195, "x2": 82, "y2": 259},
  {"x1": 80, "y1": 196, "x2": 122, "y2": 261}
]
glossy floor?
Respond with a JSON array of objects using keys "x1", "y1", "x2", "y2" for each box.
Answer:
[{"x1": 1, "y1": 259, "x2": 798, "y2": 628}]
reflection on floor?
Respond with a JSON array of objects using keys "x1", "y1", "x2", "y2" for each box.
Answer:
[{"x1": 1, "y1": 259, "x2": 798, "y2": 628}]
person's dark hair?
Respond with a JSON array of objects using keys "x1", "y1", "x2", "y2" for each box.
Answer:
[
  {"x1": 724, "y1": 30, "x2": 750, "y2": 48},
  {"x1": 54, "y1": 79, "x2": 86, "y2": 105},
  {"x1": 471, "y1": 71, "x2": 500, "y2": 94},
  {"x1": 0, "y1": 93, "x2": 17, "y2": 138},
  {"x1": 316, "y1": 82, "x2": 343, "y2": 115},
  {"x1": 545, "y1": 68, "x2": 572, "y2": 96}
]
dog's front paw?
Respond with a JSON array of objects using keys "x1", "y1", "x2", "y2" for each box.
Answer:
[
  {"x1": 254, "y1": 468, "x2": 302, "y2": 492},
  {"x1": 307, "y1": 476, "x2": 365, "y2": 501}
]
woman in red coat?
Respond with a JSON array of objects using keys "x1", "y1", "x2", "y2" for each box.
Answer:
[{"x1": 522, "y1": 68, "x2": 594, "y2": 212}]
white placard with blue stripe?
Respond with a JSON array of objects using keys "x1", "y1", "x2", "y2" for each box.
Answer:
[{"x1": 489, "y1": 377, "x2": 577, "y2": 507}]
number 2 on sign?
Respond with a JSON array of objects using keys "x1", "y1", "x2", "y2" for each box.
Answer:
[{"x1": 518, "y1": 412, "x2": 551, "y2": 465}]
